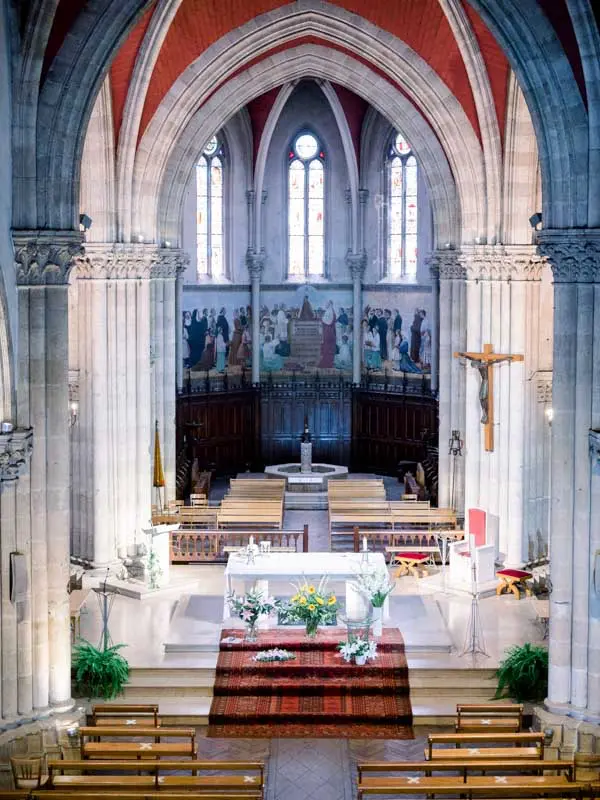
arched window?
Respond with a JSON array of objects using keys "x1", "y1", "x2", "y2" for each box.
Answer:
[
  {"x1": 196, "y1": 136, "x2": 225, "y2": 280},
  {"x1": 386, "y1": 132, "x2": 418, "y2": 278},
  {"x1": 288, "y1": 132, "x2": 325, "y2": 279}
]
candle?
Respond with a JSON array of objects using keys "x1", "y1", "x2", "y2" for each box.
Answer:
[
  {"x1": 363, "y1": 536, "x2": 368, "y2": 552},
  {"x1": 249, "y1": 536, "x2": 254, "y2": 546}
]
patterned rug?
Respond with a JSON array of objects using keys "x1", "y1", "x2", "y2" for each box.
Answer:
[{"x1": 207, "y1": 627, "x2": 414, "y2": 739}]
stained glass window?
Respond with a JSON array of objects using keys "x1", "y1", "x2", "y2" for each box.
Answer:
[
  {"x1": 288, "y1": 132, "x2": 325, "y2": 278},
  {"x1": 386, "y1": 134, "x2": 418, "y2": 278},
  {"x1": 196, "y1": 136, "x2": 225, "y2": 280}
]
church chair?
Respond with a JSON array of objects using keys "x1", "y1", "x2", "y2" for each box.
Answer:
[
  {"x1": 10, "y1": 754, "x2": 48, "y2": 790},
  {"x1": 448, "y1": 508, "x2": 495, "y2": 590},
  {"x1": 394, "y1": 552, "x2": 430, "y2": 579}
]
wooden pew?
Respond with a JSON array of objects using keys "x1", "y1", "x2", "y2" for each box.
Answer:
[
  {"x1": 357, "y1": 774, "x2": 583, "y2": 799},
  {"x1": 358, "y1": 759, "x2": 574, "y2": 782},
  {"x1": 217, "y1": 509, "x2": 283, "y2": 529},
  {"x1": 426, "y1": 732, "x2": 545, "y2": 761},
  {"x1": 178, "y1": 507, "x2": 218, "y2": 528},
  {"x1": 92, "y1": 703, "x2": 159, "y2": 727},
  {"x1": 48, "y1": 759, "x2": 264, "y2": 795},
  {"x1": 390, "y1": 507, "x2": 457, "y2": 529},
  {"x1": 29, "y1": 793, "x2": 261, "y2": 800},
  {"x1": 456, "y1": 703, "x2": 523, "y2": 732},
  {"x1": 79, "y1": 726, "x2": 196, "y2": 759}
]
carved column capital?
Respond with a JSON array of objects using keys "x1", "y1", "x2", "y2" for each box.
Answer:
[
  {"x1": 0, "y1": 428, "x2": 33, "y2": 481},
  {"x1": 428, "y1": 251, "x2": 465, "y2": 280},
  {"x1": 346, "y1": 251, "x2": 366, "y2": 281},
  {"x1": 358, "y1": 188, "x2": 369, "y2": 205},
  {"x1": 535, "y1": 373, "x2": 553, "y2": 403},
  {"x1": 246, "y1": 249, "x2": 265, "y2": 281},
  {"x1": 151, "y1": 249, "x2": 190, "y2": 279},
  {"x1": 459, "y1": 244, "x2": 544, "y2": 281},
  {"x1": 75, "y1": 243, "x2": 163, "y2": 280},
  {"x1": 538, "y1": 229, "x2": 600, "y2": 283},
  {"x1": 13, "y1": 230, "x2": 84, "y2": 286}
]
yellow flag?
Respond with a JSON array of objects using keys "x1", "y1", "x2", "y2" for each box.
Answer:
[{"x1": 153, "y1": 421, "x2": 165, "y2": 488}]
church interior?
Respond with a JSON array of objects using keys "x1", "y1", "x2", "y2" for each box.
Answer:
[{"x1": 0, "y1": 0, "x2": 599, "y2": 796}]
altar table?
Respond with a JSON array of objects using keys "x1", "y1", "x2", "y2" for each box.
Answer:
[{"x1": 224, "y1": 551, "x2": 389, "y2": 621}]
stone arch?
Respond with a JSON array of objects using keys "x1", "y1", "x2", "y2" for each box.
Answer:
[
  {"x1": 466, "y1": 0, "x2": 589, "y2": 228},
  {"x1": 151, "y1": 45, "x2": 462, "y2": 251}
]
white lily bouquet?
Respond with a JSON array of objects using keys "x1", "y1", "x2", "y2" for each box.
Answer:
[
  {"x1": 338, "y1": 637, "x2": 378, "y2": 665},
  {"x1": 352, "y1": 567, "x2": 395, "y2": 636},
  {"x1": 253, "y1": 648, "x2": 296, "y2": 662}
]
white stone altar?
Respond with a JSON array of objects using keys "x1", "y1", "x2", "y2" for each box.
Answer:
[{"x1": 224, "y1": 551, "x2": 389, "y2": 621}]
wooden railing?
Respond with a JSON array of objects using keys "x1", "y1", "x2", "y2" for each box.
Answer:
[
  {"x1": 170, "y1": 526, "x2": 309, "y2": 563},
  {"x1": 351, "y1": 527, "x2": 464, "y2": 553}
]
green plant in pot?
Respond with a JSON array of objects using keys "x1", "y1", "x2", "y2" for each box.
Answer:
[
  {"x1": 494, "y1": 643, "x2": 548, "y2": 703},
  {"x1": 72, "y1": 639, "x2": 130, "y2": 700}
]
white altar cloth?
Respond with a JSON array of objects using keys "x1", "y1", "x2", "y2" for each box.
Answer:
[{"x1": 224, "y1": 551, "x2": 389, "y2": 620}]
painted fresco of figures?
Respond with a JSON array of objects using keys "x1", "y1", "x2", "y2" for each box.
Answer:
[
  {"x1": 318, "y1": 300, "x2": 337, "y2": 368},
  {"x1": 184, "y1": 304, "x2": 252, "y2": 373},
  {"x1": 362, "y1": 301, "x2": 427, "y2": 374}
]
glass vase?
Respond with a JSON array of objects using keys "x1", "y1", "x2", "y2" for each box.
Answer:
[
  {"x1": 305, "y1": 619, "x2": 319, "y2": 639},
  {"x1": 245, "y1": 621, "x2": 258, "y2": 642},
  {"x1": 371, "y1": 605, "x2": 383, "y2": 637}
]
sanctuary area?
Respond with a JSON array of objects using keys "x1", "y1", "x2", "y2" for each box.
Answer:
[{"x1": 0, "y1": 0, "x2": 599, "y2": 798}]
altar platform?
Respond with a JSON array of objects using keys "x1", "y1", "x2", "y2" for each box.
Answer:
[{"x1": 76, "y1": 562, "x2": 545, "y2": 726}]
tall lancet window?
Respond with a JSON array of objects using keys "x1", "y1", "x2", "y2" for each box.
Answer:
[
  {"x1": 288, "y1": 132, "x2": 325, "y2": 279},
  {"x1": 196, "y1": 136, "x2": 225, "y2": 280},
  {"x1": 387, "y1": 132, "x2": 418, "y2": 278}
]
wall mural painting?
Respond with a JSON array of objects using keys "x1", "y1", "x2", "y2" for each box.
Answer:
[
  {"x1": 182, "y1": 287, "x2": 431, "y2": 377},
  {"x1": 183, "y1": 290, "x2": 252, "y2": 374},
  {"x1": 361, "y1": 290, "x2": 431, "y2": 375}
]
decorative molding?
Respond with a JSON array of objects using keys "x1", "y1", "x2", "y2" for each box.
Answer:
[
  {"x1": 428, "y1": 252, "x2": 465, "y2": 280},
  {"x1": 536, "y1": 376, "x2": 553, "y2": 404},
  {"x1": 345, "y1": 251, "x2": 367, "y2": 281},
  {"x1": 246, "y1": 249, "x2": 265, "y2": 281},
  {"x1": 68, "y1": 369, "x2": 80, "y2": 405},
  {"x1": 538, "y1": 229, "x2": 600, "y2": 283},
  {"x1": 151, "y1": 250, "x2": 190, "y2": 279},
  {"x1": 0, "y1": 428, "x2": 33, "y2": 482},
  {"x1": 13, "y1": 230, "x2": 84, "y2": 286},
  {"x1": 590, "y1": 430, "x2": 600, "y2": 473}
]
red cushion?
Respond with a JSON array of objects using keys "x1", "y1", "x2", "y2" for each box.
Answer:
[
  {"x1": 399, "y1": 553, "x2": 428, "y2": 561},
  {"x1": 497, "y1": 569, "x2": 532, "y2": 579}
]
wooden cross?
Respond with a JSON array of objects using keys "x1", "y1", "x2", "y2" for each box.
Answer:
[{"x1": 453, "y1": 343, "x2": 524, "y2": 452}]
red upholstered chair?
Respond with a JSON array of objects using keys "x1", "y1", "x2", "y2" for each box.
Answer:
[
  {"x1": 448, "y1": 508, "x2": 496, "y2": 589},
  {"x1": 395, "y1": 552, "x2": 429, "y2": 579}
]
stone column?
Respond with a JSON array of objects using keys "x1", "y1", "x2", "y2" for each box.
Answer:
[
  {"x1": 428, "y1": 258, "x2": 440, "y2": 394},
  {"x1": 73, "y1": 244, "x2": 156, "y2": 565},
  {"x1": 432, "y1": 252, "x2": 466, "y2": 511},
  {"x1": 0, "y1": 429, "x2": 33, "y2": 725},
  {"x1": 538, "y1": 230, "x2": 600, "y2": 718},
  {"x1": 247, "y1": 250, "x2": 264, "y2": 385},
  {"x1": 589, "y1": 430, "x2": 600, "y2": 719},
  {"x1": 14, "y1": 231, "x2": 81, "y2": 713},
  {"x1": 346, "y1": 252, "x2": 366, "y2": 385}
]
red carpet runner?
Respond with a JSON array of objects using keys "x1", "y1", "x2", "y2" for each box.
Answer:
[{"x1": 208, "y1": 627, "x2": 414, "y2": 738}]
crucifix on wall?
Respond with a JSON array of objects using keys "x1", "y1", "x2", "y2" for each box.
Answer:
[{"x1": 453, "y1": 343, "x2": 524, "y2": 452}]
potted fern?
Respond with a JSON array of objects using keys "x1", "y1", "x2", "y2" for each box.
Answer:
[
  {"x1": 494, "y1": 643, "x2": 548, "y2": 724},
  {"x1": 72, "y1": 639, "x2": 130, "y2": 700}
]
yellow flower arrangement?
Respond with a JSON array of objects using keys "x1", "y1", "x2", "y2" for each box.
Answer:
[{"x1": 286, "y1": 576, "x2": 339, "y2": 637}]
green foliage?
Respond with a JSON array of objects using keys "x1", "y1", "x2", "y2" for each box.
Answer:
[
  {"x1": 72, "y1": 639, "x2": 129, "y2": 700},
  {"x1": 494, "y1": 643, "x2": 548, "y2": 703}
]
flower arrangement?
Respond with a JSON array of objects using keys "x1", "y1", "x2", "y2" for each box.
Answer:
[
  {"x1": 253, "y1": 648, "x2": 296, "y2": 662},
  {"x1": 352, "y1": 567, "x2": 395, "y2": 608},
  {"x1": 284, "y1": 576, "x2": 338, "y2": 637},
  {"x1": 338, "y1": 637, "x2": 378, "y2": 665},
  {"x1": 226, "y1": 586, "x2": 279, "y2": 641}
]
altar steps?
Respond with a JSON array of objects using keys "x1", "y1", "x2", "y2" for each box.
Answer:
[{"x1": 116, "y1": 663, "x2": 498, "y2": 729}]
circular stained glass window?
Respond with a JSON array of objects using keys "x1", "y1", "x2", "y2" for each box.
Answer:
[
  {"x1": 203, "y1": 136, "x2": 219, "y2": 156},
  {"x1": 394, "y1": 133, "x2": 411, "y2": 155},
  {"x1": 294, "y1": 133, "x2": 319, "y2": 160}
]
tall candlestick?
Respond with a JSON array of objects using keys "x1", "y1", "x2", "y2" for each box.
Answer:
[{"x1": 363, "y1": 536, "x2": 368, "y2": 552}]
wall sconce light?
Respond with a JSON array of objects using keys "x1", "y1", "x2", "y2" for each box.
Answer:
[
  {"x1": 136, "y1": 234, "x2": 145, "y2": 243},
  {"x1": 69, "y1": 401, "x2": 79, "y2": 428},
  {"x1": 163, "y1": 240, "x2": 171, "y2": 248},
  {"x1": 448, "y1": 429, "x2": 463, "y2": 456},
  {"x1": 545, "y1": 407, "x2": 554, "y2": 425},
  {"x1": 79, "y1": 213, "x2": 93, "y2": 232}
]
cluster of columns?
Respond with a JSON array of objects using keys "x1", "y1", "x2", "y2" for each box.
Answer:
[
  {"x1": 434, "y1": 245, "x2": 550, "y2": 565},
  {"x1": 69, "y1": 244, "x2": 187, "y2": 567},
  {"x1": 537, "y1": 229, "x2": 600, "y2": 723},
  {"x1": 0, "y1": 231, "x2": 81, "y2": 728}
]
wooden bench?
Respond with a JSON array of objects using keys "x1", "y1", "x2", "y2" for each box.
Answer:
[
  {"x1": 394, "y1": 552, "x2": 431, "y2": 578},
  {"x1": 456, "y1": 703, "x2": 523, "y2": 733},
  {"x1": 217, "y1": 510, "x2": 283, "y2": 529},
  {"x1": 48, "y1": 759, "x2": 264, "y2": 795},
  {"x1": 357, "y1": 774, "x2": 583, "y2": 799},
  {"x1": 358, "y1": 759, "x2": 574, "y2": 781},
  {"x1": 29, "y1": 793, "x2": 262, "y2": 800},
  {"x1": 79, "y1": 726, "x2": 196, "y2": 760},
  {"x1": 92, "y1": 703, "x2": 159, "y2": 727},
  {"x1": 390, "y1": 507, "x2": 457, "y2": 529},
  {"x1": 496, "y1": 569, "x2": 533, "y2": 599},
  {"x1": 178, "y1": 507, "x2": 218, "y2": 528},
  {"x1": 426, "y1": 732, "x2": 545, "y2": 761}
]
